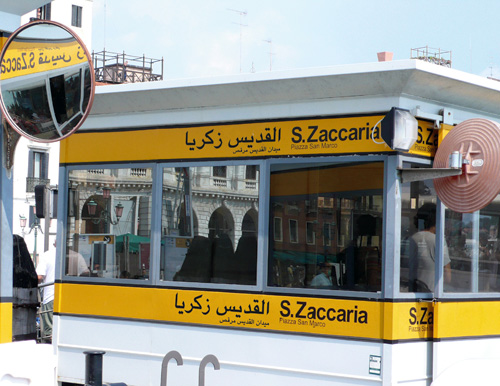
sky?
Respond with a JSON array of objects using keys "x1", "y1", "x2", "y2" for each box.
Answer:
[{"x1": 91, "y1": 0, "x2": 500, "y2": 81}]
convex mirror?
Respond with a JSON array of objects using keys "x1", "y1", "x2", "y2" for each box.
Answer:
[{"x1": 0, "y1": 20, "x2": 95, "y2": 142}]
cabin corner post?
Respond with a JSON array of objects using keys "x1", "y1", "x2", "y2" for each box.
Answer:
[{"x1": 0, "y1": 120, "x2": 13, "y2": 343}]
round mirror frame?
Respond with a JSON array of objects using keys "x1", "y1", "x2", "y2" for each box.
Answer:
[{"x1": 0, "y1": 20, "x2": 95, "y2": 142}]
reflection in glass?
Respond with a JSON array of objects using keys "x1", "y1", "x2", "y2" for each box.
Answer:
[
  {"x1": 0, "y1": 21, "x2": 93, "y2": 141},
  {"x1": 2, "y1": 66, "x2": 91, "y2": 140},
  {"x1": 268, "y1": 162, "x2": 384, "y2": 292},
  {"x1": 2, "y1": 80, "x2": 54, "y2": 135},
  {"x1": 400, "y1": 166, "x2": 443, "y2": 293},
  {"x1": 445, "y1": 196, "x2": 500, "y2": 293},
  {"x1": 400, "y1": 165, "x2": 458, "y2": 293},
  {"x1": 66, "y1": 168, "x2": 152, "y2": 279},
  {"x1": 161, "y1": 165, "x2": 259, "y2": 285}
]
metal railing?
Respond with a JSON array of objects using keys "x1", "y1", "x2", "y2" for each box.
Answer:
[
  {"x1": 92, "y1": 50, "x2": 163, "y2": 84},
  {"x1": 26, "y1": 177, "x2": 50, "y2": 193},
  {"x1": 410, "y1": 46, "x2": 452, "y2": 68},
  {"x1": 37, "y1": 281, "x2": 54, "y2": 344}
]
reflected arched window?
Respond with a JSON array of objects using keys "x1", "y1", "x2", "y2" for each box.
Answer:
[
  {"x1": 208, "y1": 207, "x2": 234, "y2": 241},
  {"x1": 242, "y1": 209, "x2": 258, "y2": 237},
  {"x1": 83, "y1": 196, "x2": 106, "y2": 234}
]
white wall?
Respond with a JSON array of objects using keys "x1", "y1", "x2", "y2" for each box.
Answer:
[
  {"x1": 13, "y1": 138, "x2": 60, "y2": 260},
  {"x1": 21, "y1": 0, "x2": 93, "y2": 51}
]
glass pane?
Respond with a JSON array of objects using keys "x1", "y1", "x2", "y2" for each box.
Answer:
[
  {"x1": 162, "y1": 168, "x2": 192, "y2": 237},
  {"x1": 445, "y1": 196, "x2": 500, "y2": 293},
  {"x1": 49, "y1": 69, "x2": 83, "y2": 128},
  {"x1": 66, "y1": 167, "x2": 153, "y2": 279},
  {"x1": 161, "y1": 165, "x2": 259, "y2": 285},
  {"x1": 268, "y1": 162, "x2": 384, "y2": 292},
  {"x1": 399, "y1": 165, "x2": 449, "y2": 293},
  {"x1": 2, "y1": 81, "x2": 56, "y2": 135}
]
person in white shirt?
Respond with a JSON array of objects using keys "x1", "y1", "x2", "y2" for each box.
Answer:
[
  {"x1": 310, "y1": 262, "x2": 335, "y2": 288},
  {"x1": 67, "y1": 248, "x2": 90, "y2": 276},
  {"x1": 36, "y1": 239, "x2": 56, "y2": 343},
  {"x1": 409, "y1": 203, "x2": 451, "y2": 292}
]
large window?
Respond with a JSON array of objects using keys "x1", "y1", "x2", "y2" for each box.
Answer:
[
  {"x1": 161, "y1": 164, "x2": 259, "y2": 285},
  {"x1": 268, "y1": 162, "x2": 384, "y2": 292},
  {"x1": 65, "y1": 168, "x2": 153, "y2": 279},
  {"x1": 400, "y1": 164, "x2": 500, "y2": 294}
]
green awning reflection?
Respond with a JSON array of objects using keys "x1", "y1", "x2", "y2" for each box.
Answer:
[
  {"x1": 115, "y1": 233, "x2": 150, "y2": 253},
  {"x1": 273, "y1": 250, "x2": 337, "y2": 264}
]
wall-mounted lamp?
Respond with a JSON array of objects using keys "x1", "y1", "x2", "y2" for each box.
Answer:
[
  {"x1": 19, "y1": 212, "x2": 42, "y2": 258},
  {"x1": 381, "y1": 107, "x2": 419, "y2": 151}
]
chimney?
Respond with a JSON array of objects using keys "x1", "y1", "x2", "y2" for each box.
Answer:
[{"x1": 377, "y1": 52, "x2": 394, "y2": 62}]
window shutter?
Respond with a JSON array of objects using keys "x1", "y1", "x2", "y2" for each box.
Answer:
[
  {"x1": 28, "y1": 150, "x2": 34, "y2": 178},
  {"x1": 41, "y1": 152, "x2": 49, "y2": 179}
]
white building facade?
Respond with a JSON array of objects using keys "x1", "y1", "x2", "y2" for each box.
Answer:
[{"x1": 12, "y1": 0, "x2": 93, "y2": 260}]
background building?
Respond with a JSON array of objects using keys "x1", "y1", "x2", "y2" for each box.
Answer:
[{"x1": 12, "y1": 0, "x2": 93, "y2": 261}]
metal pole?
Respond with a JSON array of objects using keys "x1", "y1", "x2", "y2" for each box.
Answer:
[
  {"x1": 142, "y1": 55, "x2": 145, "y2": 82},
  {"x1": 84, "y1": 351, "x2": 105, "y2": 386},
  {"x1": 0, "y1": 115, "x2": 14, "y2": 343},
  {"x1": 44, "y1": 186, "x2": 50, "y2": 252},
  {"x1": 33, "y1": 226, "x2": 37, "y2": 266}
]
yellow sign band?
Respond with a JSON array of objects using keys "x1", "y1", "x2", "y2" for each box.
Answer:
[
  {"x1": 0, "y1": 302, "x2": 12, "y2": 343},
  {"x1": 60, "y1": 117, "x2": 437, "y2": 164},
  {"x1": 55, "y1": 283, "x2": 441, "y2": 342},
  {"x1": 1, "y1": 39, "x2": 87, "y2": 80}
]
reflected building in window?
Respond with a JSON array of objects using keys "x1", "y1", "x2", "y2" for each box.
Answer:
[
  {"x1": 268, "y1": 162, "x2": 384, "y2": 292},
  {"x1": 66, "y1": 164, "x2": 259, "y2": 283}
]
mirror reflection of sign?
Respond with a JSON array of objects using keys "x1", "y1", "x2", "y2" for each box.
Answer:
[
  {"x1": 1, "y1": 41, "x2": 87, "y2": 80},
  {"x1": 0, "y1": 20, "x2": 95, "y2": 142}
]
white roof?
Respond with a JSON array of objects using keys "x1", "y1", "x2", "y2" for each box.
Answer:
[{"x1": 85, "y1": 60, "x2": 500, "y2": 130}]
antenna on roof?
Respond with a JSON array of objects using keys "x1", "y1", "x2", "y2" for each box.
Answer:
[
  {"x1": 103, "y1": 0, "x2": 107, "y2": 48},
  {"x1": 263, "y1": 39, "x2": 275, "y2": 71},
  {"x1": 228, "y1": 8, "x2": 248, "y2": 73}
]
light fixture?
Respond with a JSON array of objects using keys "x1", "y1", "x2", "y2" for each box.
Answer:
[
  {"x1": 19, "y1": 215, "x2": 27, "y2": 229},
  {"x1": 380, "y1": 107, "x2": 418, "y2": 151},
  {"x1": 102, "y1": 187, "x2": 111, "y2": 199},
  {"x1": 115, "y1": 203, "x2": 124, "y2": 219},
  {"x1": 19, "y1": 212, "x2": 42, "y2": 258},
  {"x1": 87, "y1": 198, "x2": 123, "y2": 225},
  {"x1": 87, "y1": 199, "x2": 98, "y2": 216}
]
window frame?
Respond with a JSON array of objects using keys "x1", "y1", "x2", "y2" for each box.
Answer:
[
  {"x1": 28, "y1": 149, "x2": 49, "y2": 179},
  {"x1": 58, "y1": 155, "x2": 400, "y2": 300},
  {"x1": 289, "y1": 219, "x2": 299, "y2": 243},
  {"x1": 273, "y1": 217, "x2": 283, "y2": 242},
  {"x1": 395, "y1": 155, "x2": 435, "y2": 300},
  {"x1": 60, "y1": 162, "x2": 157, "y2": 285},
  {"x1": 71, "y1": 5, "x2": 83, "y2": 28},
  {"x1": 306, "y1": 221, "x2": 316, "y2": 245},
  {"x1": 323, "y1": 222, "x2": 332, "y2": 247},
  {"x1": 60, "y1": 160, "x2": 265, "y2": 290},
  {"x1": 37, "y1": 3, "x2": 51, "y2": 20},
  {"x1": 265, "y1": 155, "x2": 388, "y2": 299}
]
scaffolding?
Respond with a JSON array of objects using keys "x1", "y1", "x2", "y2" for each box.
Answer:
[
  {"x1": 410, "y1": 46, "x2": 452, "y2": 68},
  {"x1": 92, "y1": 50, "x2": 164, "y2": 84}
]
